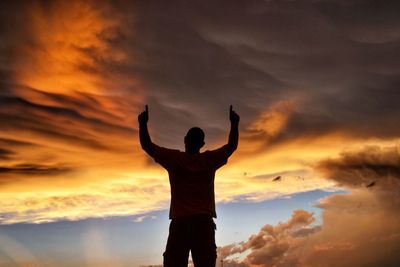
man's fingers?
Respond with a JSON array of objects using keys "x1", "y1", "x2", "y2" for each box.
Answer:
[
  {"x1": 230, "y1": 105, "x2": 233, "y2": 113},
  {"x1": 145, "y1": 105, "x2": 148, "y2": 114}
]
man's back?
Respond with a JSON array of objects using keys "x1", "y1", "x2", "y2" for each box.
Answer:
[{"x1": 152, "y1": 145, "x2": 231, "y2": 219}]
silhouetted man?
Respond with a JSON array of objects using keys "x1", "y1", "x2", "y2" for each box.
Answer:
[{"x1": 138, "y1": 105, "x2": 239, "y2": 267}]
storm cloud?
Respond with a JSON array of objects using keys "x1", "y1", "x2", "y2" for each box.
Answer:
[
  {"x1": 0, "y1": 0, "x2": 399, "y2": 225},
  {"x1": 316, "y1": 145, "x2": 400, "y2": 189}
]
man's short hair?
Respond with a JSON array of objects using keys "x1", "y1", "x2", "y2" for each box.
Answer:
[{"x1": 185, "y1": 127, "x2": 205, "y2": 145}]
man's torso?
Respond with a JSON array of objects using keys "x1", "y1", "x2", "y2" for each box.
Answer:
[{"x1": 151, "y1": 145, "x2": 230, "y2": 219}]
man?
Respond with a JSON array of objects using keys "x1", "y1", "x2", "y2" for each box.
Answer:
[{"x1": 138, "y1": 105, "x2": 239, "y2": 267}]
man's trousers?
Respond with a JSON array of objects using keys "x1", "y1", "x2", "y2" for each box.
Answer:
[{"x1": 163, "y1": 214, "x2": 217, "y2": 267}]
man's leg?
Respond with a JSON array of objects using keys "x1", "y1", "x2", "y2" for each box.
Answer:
[
  {"x1": 163, "y1": 220, "x2": 190, "y2": 267},
  {"x1": 190, "y1": 218, "x2": 217, "y2": 267}
]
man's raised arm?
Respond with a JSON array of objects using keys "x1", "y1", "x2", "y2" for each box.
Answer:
[
  {"x1": 138, "y1": 105, "x2": 155, "y2": 156},
  {"x1": 226, "y1": 105, "x2": 240, "y2": 155}
]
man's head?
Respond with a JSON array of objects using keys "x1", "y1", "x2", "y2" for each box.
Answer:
[{"x1": 184, "y1": 127, "x2": 205, "y2": 153}]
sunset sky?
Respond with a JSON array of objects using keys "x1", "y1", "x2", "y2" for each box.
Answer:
[{"x1": 1, "y1": 0, "x2": 400, "y2": 266}]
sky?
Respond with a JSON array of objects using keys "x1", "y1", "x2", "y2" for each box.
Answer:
[{"x1": 0, "y1": 0, "x2": 399, "y2": 266}]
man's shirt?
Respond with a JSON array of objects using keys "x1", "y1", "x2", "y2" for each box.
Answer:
[{"x1": 151, "y1": 144, "x2": 231, "y2": 219}]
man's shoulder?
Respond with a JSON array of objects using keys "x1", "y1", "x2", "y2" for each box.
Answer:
[
  {"x1": 151, "y1": 145, "x2": 182, "y2": 164},
  {"x1": 200, "y1": 149, "x2": 217, "y2": 157},
  {"x1": 154, "y1": 144, "x2": 181, "y2": 153},
  {"x1": 200, "y1": 146, "x2": 231, "y2": 169},
  {"x1": 202, "y1": 145, "x2": 229, "y2": 155}
]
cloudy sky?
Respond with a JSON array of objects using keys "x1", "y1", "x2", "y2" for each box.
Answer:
[{"x1": 0, "y1": 0, "x2": 399, "y2": 266}]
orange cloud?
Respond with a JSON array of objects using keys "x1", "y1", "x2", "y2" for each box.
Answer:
[
  {"x1": 240, "y1": 100, "x2": 295, "y2": 154},
  {"x1": 248, "y1": 100, "x2": 295, "y2": 138},
  {"x1": 0, "y1": 0, "x2": 149, "y2": 224},
  {"x1": 13, "y1": 1, "x2": 129, "y2": 95}
]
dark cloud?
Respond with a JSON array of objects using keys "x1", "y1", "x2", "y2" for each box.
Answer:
[
  {"x1": 316, "y1": 145, "x2": 400, "y2": 189},
  {"x1": 0, "y1": 163, "x2": 71, "y2": 176},
  {"x1": 0, "y1": 95, "x2": 135, "y2": 136},
  {"x1": 131, "y1": 0, "x2": 399, "y2": 143},
  {"x1": 0, "y1": 91, "x2": 138, "y2": 152},
  {"x1": 0, "y1": 138, "x2": 36, "y2": 162},
  {"x1": 114, "y1": 0, "x2": 285, "y2": 147},
  {"x1": 0, "y1": 112, "x2": 107, "y2": 151},
  {"x1": 0, "y1": 163, "x2": 73, "y2": 187},
  {"x1": 0, "y1": 148, "x2": 14, "y2": 160},
  {"x1": 0, "y1": 138, "x2": 35, "y2": 147},
  {"x1": 318, "y1": 0, "x2": 400, "y2": 44}
]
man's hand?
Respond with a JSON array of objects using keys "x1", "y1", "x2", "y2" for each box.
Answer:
[
  {"x1": 138, "y1": 105, "x2": 154, "y2": 155},
  {"x1": 230, "y1": 105, "x2": 240, "y2": 124},
  {"x1": 225, "y1": 105, "x2": 239, "y2": 155},
  {"x1": 138, "y1": 105, "x2": 149, "y2": 126}
]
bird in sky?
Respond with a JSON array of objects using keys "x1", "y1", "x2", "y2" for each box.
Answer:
[{"x1": 272, "y1": 176, "x2": 282, "y2": 182}]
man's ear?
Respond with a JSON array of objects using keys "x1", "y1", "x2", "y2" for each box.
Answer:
[
  {"x1": 200, "y1": 141, "x2": 205, "y2": 148},
  {"x1": 184, "y1": 135, "x2": 188, "y2": 144}
]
